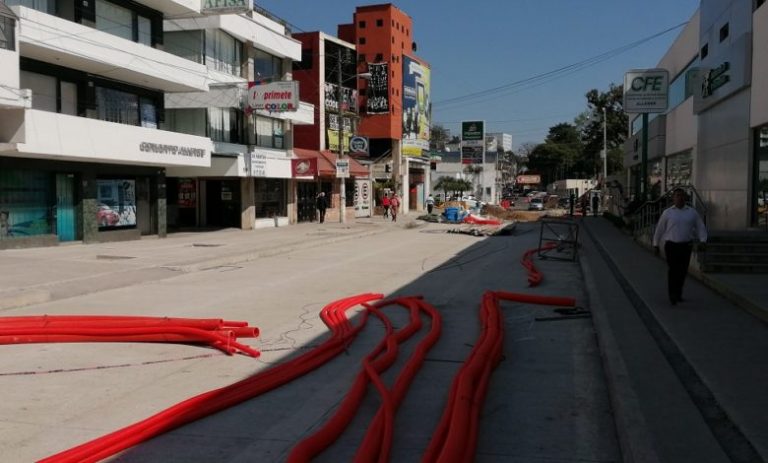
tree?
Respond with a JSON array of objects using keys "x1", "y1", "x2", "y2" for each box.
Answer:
[
  {"x1": 526, "y1": 123, "x2": 582, "y2": 186},
  {"x1": 430, "y1": 123, "x2": 450, "y2": 152},
  {"x1": 434, "y1": 176, "x2": 457, "y2": 201},
  {"x1": 581, "y1": 83, "x2": 629, "y2": 177}
]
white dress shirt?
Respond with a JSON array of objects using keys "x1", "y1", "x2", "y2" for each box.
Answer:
[{"x1": 652, "y1": 205, "x2": 708, "y2": 247}]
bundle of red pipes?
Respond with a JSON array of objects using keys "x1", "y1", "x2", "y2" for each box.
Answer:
[
  {"x1": 521, "y1": 241, "x2": 558, "y2": 286},
  {"x1": 423, "y1": 291, "x2": 576, "y2": 463},
  {"x1": 0, "y1": 315, "x2": 261, "y2": 357},
  {"x1": 462, "y1": 215, "x2": 502, "y2": 226}
]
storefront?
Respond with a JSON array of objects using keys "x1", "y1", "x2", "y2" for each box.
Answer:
[
  {"x1": 251, "y1": 148, "x2": 292, "y2": 228},
  {"x1": 754, "y1": 125, "x2": 768, "y2": 230}
]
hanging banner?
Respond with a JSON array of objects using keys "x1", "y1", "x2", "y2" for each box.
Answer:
[
  {"x1": 324, "y1": 83, "x2": 358, "y2": 113},
  {"x1": 402, "y1": 56, "x2": 431, "y2": 157},
  {"x1": 366, "y1": 62, "x2": 389, "y2": 114}
]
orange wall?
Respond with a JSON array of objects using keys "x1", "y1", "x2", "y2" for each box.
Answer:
[{"x1": 346, "y1": 4, "x2": 415, "y2": 141}]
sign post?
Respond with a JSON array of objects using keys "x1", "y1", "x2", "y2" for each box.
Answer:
[{"x1": 624, "y1": 69, "x2": 669, "y2": 201}]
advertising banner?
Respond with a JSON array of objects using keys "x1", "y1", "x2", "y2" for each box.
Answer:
[
  {"x1": 516, "y1": 174, "x2": 541, "y2": 185},
  {"x1": 366, "y1": 63, "x2": 389, "y2": 114},
  {"x1": 354, "y1": 179, "x2": 372, "y2": 218},
  {"x1": 461, "y1": 121, "x2": 485, "y2": 164},
  {"x1": 402, "y1": 56, "x2": 431, "y2": 157},
  {"x1": 96, "y1": 179, "x2": 136, "y2": 229},
  {"x1": 292, "y1": 158, "x2": 317, "y2": 178},
  {"x1": 247, "y1": 81, "x2": 299, "y2": 112},
  {"x1": 324, "y1": 83, "x2": 358, "y2": 113},
  {"x1": 177, "y1": 179, "x2": 196, "y2": 208}
]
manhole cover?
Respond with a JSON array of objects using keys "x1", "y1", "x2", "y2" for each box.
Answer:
[
  {"x1": 96, "y1": 255, "x2": 136, "y2": 260},
  {"x1": 192, "y1": 243, "x2": 224, "y2": 247}
]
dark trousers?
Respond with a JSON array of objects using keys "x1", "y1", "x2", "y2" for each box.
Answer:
[
  {"x1": 664, "y1": 241, "x2": 693, "y2": 301},
  {"x1": 318, "y1": 208, "x2": 326, "y2": 223},
  {"x1": 383, "y1": 205, "x2": 389, "y2": 218},
  {"x1": 427, "y1": 205, "x2": 433, "y2": 214}
]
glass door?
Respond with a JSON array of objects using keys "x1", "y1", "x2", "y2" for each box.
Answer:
[
  {"x1": 754, "y1": 126, "x2": 768, "y2": 230},
  {"x1": 55, "y1": 173, "x2": 76, "y2": 241}
]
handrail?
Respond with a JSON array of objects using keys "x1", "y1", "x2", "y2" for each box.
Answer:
[{"x1": 631, "y1": 185, "x2": 707, "y2": 242}]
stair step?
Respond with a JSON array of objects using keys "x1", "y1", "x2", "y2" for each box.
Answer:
[{"x1": 702, "y1": 262, "x2": 768, "y2": 273}]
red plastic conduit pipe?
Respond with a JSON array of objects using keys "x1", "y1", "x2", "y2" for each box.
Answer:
[
  {"x1": 38, "y1": 293, "x2": 382, "y2": 463},
  {"x1": 521, "y1": 241, "x2": 558, "y2": 286}
]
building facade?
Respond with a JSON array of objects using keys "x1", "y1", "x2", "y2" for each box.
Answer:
[
  {"x1": 337, "y1": 3, "x2": 431, "y2": 213},
  {"x1": 625, "y1": 1, "x2": 768, "y2": 231},
  {"x1": 0, "y1": 0, "x2": 213, "y2": 248}
]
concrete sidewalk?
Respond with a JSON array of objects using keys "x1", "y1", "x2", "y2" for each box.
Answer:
[
  {"x1": 0, "y1": 219, "x2": 396, "y2": 312},
  {"x1": 580, "y1": 217, "x2": 768, "y2": 463}
]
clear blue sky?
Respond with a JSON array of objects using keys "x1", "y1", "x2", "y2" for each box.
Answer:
[{"x1": 254, "y1": 0, "x2": 700, "y2": 149}]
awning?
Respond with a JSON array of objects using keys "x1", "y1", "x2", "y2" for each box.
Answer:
[{"x1": 294, "y1": 148, "x2": 368, "y2": 177}]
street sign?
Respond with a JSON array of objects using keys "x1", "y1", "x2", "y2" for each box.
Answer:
[
  {"x1": 336, "y1": 159, "x2": 350, "y2": 178},
  {"x1": 623, "y1": 69, "x2": 669, "y2": 113},
  {"x1": 349, "y1": 136, "x2": 369, "y2": 155}
]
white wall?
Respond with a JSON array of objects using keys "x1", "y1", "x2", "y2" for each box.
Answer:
[{"x1": 4, "y1": 109, "x2": 213, "y2": 167}]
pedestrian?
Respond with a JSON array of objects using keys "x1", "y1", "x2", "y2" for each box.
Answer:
[
  {"x1": 390, "y1": 193, "x2": 400, "y2": 222},
  {"x1": 425, "y1": 194, "x2": 435, "y2": 214},
  {"x1": 382, "y1": 193, "x2": 390, "y2": 219},
  {"x1": 580, "y1": 195, "x2": 589, "y2": 216},
  {"x1": 316, "y1": 191, "x2": 327, "y2": 224},
  {"x1": 591, "y1": 194, "x2": 599, "y2": 217},
  {"x1": 569, "y1": 193, "x2": 576, "y2": 216},
  {"x1": 652, "y1": 188, "x2": 708, "y2": 305}
]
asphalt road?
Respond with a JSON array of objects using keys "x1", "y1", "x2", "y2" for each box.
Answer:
[{"x1": 1, "y1": 221, "x2": 619, "y2": 462}]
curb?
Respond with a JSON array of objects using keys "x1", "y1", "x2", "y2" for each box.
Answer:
[
  {"x1": 578, "y1": 233, "x2": 662, "y2": 463},
  {"x1": 693, "y1": 272, "x2": 768, "y2": 324}
]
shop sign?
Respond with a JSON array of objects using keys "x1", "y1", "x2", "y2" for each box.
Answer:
[
  {"x1": 201, "y1": 0, "x2": 251, "y2": 14},
  {"x1": 336, "y1": 159, "x2": 350, "y2": 178},
  {"x1": 139, "y1": 142, "x2": 206, "y2": 159},
  {"x1": 178, "y1": 179, "x2": 197, "y2": 208},
  {"x1": 623, "y1": 68, "x2": 669, "y2": 113},
  {"x1": 462, "y1": 121, "x2": 484, "y2": 142},
  {"x1": 349, "y1": 137, "x2": 369, "y2": 155},
  {"x1": 516, "y1": 174, "x2": 541, "y2": 185},
  {"x1": 247, "y1": 81, "x2": 299, "y2": 112},
  {"x1": 292, "y1": 158, "x2": 317, "y2": 178},
  {"x1": 702, "y1": 62, "x2": 730, "y2": 98},
  {"x1": 251, "y1": 152, "x2": 267, "y2": 177}
]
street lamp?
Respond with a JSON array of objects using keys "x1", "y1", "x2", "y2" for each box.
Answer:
[{"x1": 602, "y1": 106, "x2": 608, "y2": 186}]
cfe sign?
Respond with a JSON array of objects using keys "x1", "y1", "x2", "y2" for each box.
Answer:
[{"x1": 623, "y1": 69, "x2": 669, "y2": 113}]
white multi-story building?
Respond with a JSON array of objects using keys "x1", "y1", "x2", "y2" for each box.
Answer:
[
  {"x1": 0, "y1": 0, "x2": 213, "y2": 248},
  {"x1": 159, "y1": 5, "x2": 313, "y2": 230}
]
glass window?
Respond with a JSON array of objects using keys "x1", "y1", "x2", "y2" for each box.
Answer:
[
  {"x1": 630, "y1": 113, "x2": 659, "y2": 136},
  {"x1": 95, "y1": 0, "x2": 133, "y2": 41},
  {"x1": 0, "y1": 16, "x2": 14, "y2": 51},
  {"x1": 137, "y1": 16, "x2": 152, "y2": 46},
  {"x1": 755, "y1": 126, "x2": 768, "y2": 229},
  {"x1": 164, "y1": 30, "x2": 204, "y2": 64},
  {"x1": 140, "y1": 97, "x2": 157, "y2": 129},
  {"x1": 162, "y1": 108, "x2": 207, "y2": 136},
  {"x1": 255, "y1": 115, "x2": 283, "y2": 148},
  {"x1": 667, "y1": 58, "x2": 699, "y2": 111},
  {"x1": 665, "y1": 151, "x2": 693, "y2": 190},
  {"x1": 60, "y1": 81, "x2": 77, "y2": 116},
  {"x1": 208, "y1": 107, "x2": 242, "y2": 144},
  {"x1": 5, "y1": 0, "x2": 54, "y2": 14},
  {"x1": 20, "y1": 71, "x2": 57, "y2": 112},
  {"x1": 254, "y1": 179, "x2": 286, "y2": 218},
  {"x1": 254, "y1": 49, "x2": 282, "y2": 81},
  {"x1": 95, "y1": 86, "x2": 139, "y2": 126},
  {"x1": 206, "y1": 30, "x2": 243, "y2": 76},
  {"x1": 0, "y1": 168, "x2": 53, "y2": 239}
]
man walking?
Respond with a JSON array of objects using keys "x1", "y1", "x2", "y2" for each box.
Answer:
[
  {"x1": 652, "y1": 188, "x2": 708, "y2": 305},
  {"x1": 425, "y1": 194, "x2": 435, "y2": 214},
  {"x1": 381, "y1": 193, "x2": 390, "y2": 219},
  {"x1": 316, "y1": 192, "x2": 327, "y2": 224}
]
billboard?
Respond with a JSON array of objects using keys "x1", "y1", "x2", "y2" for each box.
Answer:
[
  {"x1": 461, "y1": 121, "x2": 484, "y2": 164},
  {"x1": 247, "y1": 81, "x2": 299, "y2": 112},
  {"x1": 366, "y1": 62, "x2": 389, "y2": 114},
  {"x1": 402, "y1": 56, "x2": 431, "y2": 157}
]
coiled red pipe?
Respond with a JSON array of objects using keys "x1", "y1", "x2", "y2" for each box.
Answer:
[{"x1": 521, "y1": 241, "x2": 558, "y2": 286}]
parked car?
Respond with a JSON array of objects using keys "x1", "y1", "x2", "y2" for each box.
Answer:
[{"x1": 528, "y1": 197, "x2": 544, "y2": 211}]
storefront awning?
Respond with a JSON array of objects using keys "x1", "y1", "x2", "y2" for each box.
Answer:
[{"x1": 293, "y1": 148, "x2": 368, "y2": 177}]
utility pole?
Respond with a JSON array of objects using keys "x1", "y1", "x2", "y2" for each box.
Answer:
[{"x1": 337, "y1": 49, "x2": 346, "y2": 224}]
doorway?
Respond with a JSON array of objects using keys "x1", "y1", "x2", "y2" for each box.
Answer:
[
  {"x1": 55, "y1": 173, "x2": 76, "y2": 241},
  {"x1": 297, "y1": 181, "x2": 317, "y2": 223},
  {"x1": 205, "y1": 179, "x2": 241, "y2": 228}
]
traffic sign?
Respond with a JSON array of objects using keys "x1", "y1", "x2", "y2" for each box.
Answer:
[
  {"x1": 623, "y1": 69, "x2": 669, "y2": 113},
  {"x1": 336, "y1": 159, "x2": 350, "y2": 178}
]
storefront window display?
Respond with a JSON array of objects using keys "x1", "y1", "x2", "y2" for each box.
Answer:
[
  {"x1": 255, "y1": 179, "x2": 286, "y2": 218},
  {"x1": 754, "y1": 126, "x2": 768, "y2": 229},
  {"x1": 96, "y1": 179, "x2": 136, "y2": 229},
  {"x1": 0, "y1": 169, "x2": 53, "y2": 239},
  {"x1": 665, "y1": 151, "x2": 692, "y2": 190}
]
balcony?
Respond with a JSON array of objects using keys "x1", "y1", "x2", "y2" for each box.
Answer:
[
  {"x1": 135, "y1": 0, "x2": 200, "y2": 17},
  {"x1": 12, "y1": 6, "x2": 209, "y2": 92},
  {"x1": 164, "y1": 13, "x2": 301, "y2": 60},
  {"x1": 0, "y1": 109, "x2": 212, "y2": 167}
]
